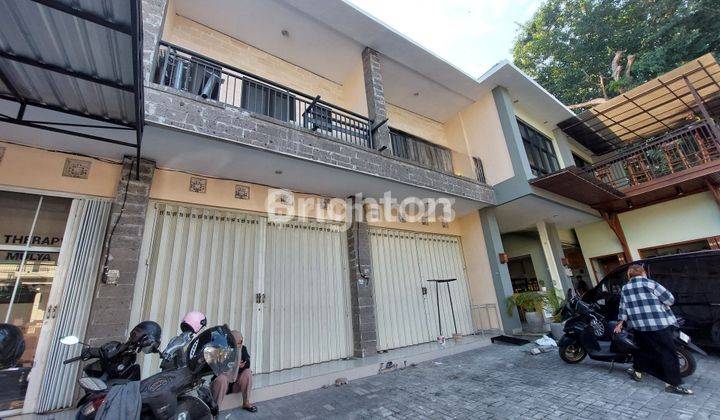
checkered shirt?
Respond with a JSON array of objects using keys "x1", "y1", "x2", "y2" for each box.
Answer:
[{"x1": 618, "y1": 276, "x2": 677, "y2": 331}]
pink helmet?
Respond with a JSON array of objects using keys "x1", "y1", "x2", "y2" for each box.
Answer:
[{"x1": 180, "y1": 311, "x2": 207, "y2": 334}]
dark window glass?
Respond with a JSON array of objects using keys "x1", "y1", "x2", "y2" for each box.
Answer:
[
  {"x1": 517, "y1": 119, "x2": 560, "y2": 176},
  {"x1": 241, "y1": 80, "x2": 295, "y2": 122},
  {"x1": 573, "y1": 153, "x2": 590, "y2": 168},
  {"x1": 389, "y1": 129, "x2": 453, "y2": 174}
]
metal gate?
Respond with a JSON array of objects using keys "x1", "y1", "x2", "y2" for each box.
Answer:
[
  {"x1": 259, "y1": 220, "x2": 352, "y2": 372},
  {"x1": 134, "y1": 203, "x2": 351, "y2": 375},
  {"x1": 369, "y1": 228, "x2": 474, "y2": 351}
]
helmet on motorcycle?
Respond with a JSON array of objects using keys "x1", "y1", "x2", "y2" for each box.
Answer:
[
  {"x1": 0, "y1": 323, "x2": 25, "y2": 369},
  {"x1": 181, "y1": 311, "x2": 207, "y2": 334},
  {"x1": 129, "y1": 321, "x2": 162, "y2": 354},
  {"x1": 612, "y1": 330, "x2": 640, "y2": 353}
]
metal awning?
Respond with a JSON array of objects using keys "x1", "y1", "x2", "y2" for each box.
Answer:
[
  {"x1": 0, "y1": 0, "x2": 143, "y2": 168},
  {"x1": 558, "y1": 53, "x2": 720, "y2": 155}
]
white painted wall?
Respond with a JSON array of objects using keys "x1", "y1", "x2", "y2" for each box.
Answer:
[{"x1": 576, "y1": 192, "x2": 720, "y2": 283}]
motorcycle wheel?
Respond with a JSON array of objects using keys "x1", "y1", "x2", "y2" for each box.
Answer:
[
  {"x1": 174, "y1": 395, "x2": 213, "y2": 420},
  {"x1": 677, "y1": 347, "x2": 696, "y2": 378},
  {"x1": 559, "y1": 342, "x2": 587, "y2": 363}
]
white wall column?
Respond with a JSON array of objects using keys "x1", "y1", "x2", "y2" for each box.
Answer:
[{"x1": 537, "y1": 220, "x2": 573, "y2": 293}]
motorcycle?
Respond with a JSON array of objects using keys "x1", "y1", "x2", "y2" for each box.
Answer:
[
  {"x1": 62, "y1": 321, "x2": 162, "y2": 410},
  {"x1": 77, "y1": 324, "x2": 236, "y2": 420},
  {"x1": 557, "y1": 289, "x2": 706, "y2": 377}
]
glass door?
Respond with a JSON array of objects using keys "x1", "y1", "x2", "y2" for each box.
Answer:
[{"x1": 0, "y1": 192, "x2": 71, "y2": 411}]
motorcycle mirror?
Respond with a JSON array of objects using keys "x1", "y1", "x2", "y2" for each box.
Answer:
[{"x1": 60, "y1": 336, "x2": 80, "y2": 346}]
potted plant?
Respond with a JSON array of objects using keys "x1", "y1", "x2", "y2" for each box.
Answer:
[
  {"x1": 506, "y1": 291, "x2": 546, "y2": 333},
  {"x1": 544, "y1": 289, "x2": 566, "y2": 339}
]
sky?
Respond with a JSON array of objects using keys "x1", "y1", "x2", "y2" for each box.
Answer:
[{"x1": 346, "y1": 0, "x2": 542, "y2": 78}]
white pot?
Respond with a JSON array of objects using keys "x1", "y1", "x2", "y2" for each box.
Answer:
[
  {"x1": 525, "y1": 311, "x2": 544, "y2": 333},
  {"x1": 549, "y1": 322, "x2": 564, "y2": 340}
]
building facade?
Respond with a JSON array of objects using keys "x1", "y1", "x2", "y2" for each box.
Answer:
[{"x1": 0, "y1": 0, "x2": 718, "y2": 416}]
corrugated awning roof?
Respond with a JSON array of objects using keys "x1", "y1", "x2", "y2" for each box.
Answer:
[
  {"x1": 558, "y1": 53, "x2": 720, "y2": 155},
  {"x1": 0, "y1": 0, "x2": 143, "y2": 156}
]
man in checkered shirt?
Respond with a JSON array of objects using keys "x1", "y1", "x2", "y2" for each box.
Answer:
[{"x1": 613, "y1": 264, "x2": 692, "y2": 395}]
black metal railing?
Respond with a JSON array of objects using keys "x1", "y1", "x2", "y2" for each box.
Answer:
[
  {"x1": 389, "y1": 129, "x2": 454, "y2": 174},
  {"x1": 582, "y1": 120, "x2": 720, "y2": 189},
  {"x1": 154, "y1": 42, "x2": 373, "y2": 148}
]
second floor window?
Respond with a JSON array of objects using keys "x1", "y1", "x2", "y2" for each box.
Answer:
[
  {"x1": 517, "y1": 119, "x2": 559, "y2": 176},
  {"x1": 390, "y1": 129, "x2": 453, "y2": 174},
  {"x1": 241, "y1": 80, "x2": 296, "y2": 122}
]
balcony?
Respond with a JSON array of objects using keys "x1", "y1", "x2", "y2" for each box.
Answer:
[
  {"x1": 532, "y1": 120, "x2": 720, "y2": 211},
  {"x1": 153, "y1": 42, "x2": 373, "y2": 149},
  {"x1": 588, "y1": 121, "x2": 720, "y2": 190},
  {"x1": 144, "y1": 42, "x2": 494, "y2": 205}
]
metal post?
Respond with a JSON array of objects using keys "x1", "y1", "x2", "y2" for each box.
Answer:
[
  {"x1": 435, "y1": 281, "x2": 442, "y2": 337},
  {"x1": 683, "y1": 75, "x2": 720, "y2": 143},
  {"x1": 446, "y1": 282, "x2": 458, "y2": 335},
  {"x1": 5, "y1": 196, "x2": 43, "y2": 323}
]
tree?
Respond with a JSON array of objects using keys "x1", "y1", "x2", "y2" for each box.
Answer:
[{"x1": 513, "y1": 0, "x2": 720, "y2": 108}]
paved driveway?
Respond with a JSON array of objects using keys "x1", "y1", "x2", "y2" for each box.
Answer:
[{"x1": 226, "y1": 343, "x2": 720, "y2": 419}]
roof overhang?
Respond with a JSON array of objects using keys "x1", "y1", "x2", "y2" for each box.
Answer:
[
  {"x1": 172, "y1": 0, "x2": 573, "y2": 124},
  {"x1": 475, "y1": 60, "x2": 575, "y2": 127},
  {"x1": 559, "y1": 53, "x2": 720, "y2": 155},
  {"x1": 0, "y1": 0, "x2": 144, "y2": 168}
]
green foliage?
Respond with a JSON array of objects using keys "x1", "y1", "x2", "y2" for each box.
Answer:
[
  {"x1": 506, "y1": 291, "x2": 546, "y2": 315},
  {"x1": 544, "y1": 290, "x2": 566, "y2": 322},
  {"x1": 512, "y1": 0, "x2": 720, "y2": 106}
]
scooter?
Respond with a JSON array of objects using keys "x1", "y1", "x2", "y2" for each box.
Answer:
[
  {"x1": 62, "y1": 321, "x2": 162, "y2": 415},
  {"x1": 76, "y1": 325, "x2": 235, "y2": 420},
  {"x1": 557, "y1": 289, "x2": 706, "y2": 377}
]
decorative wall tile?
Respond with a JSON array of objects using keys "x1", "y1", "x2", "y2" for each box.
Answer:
[
  {"x1": 189, "y1": 177, "x2": 207, "y2": 193},
  {"x1": 421, "y1": 216, "x2": 429, "y2": 226},
  {"x1": 0, "y1": 146, "x2": 5, "y2": 164},
  {"x1": 277, "y1": 191, "x2": 294, "y2": 205},
  {"x1": 441, "y1": 220, "x2": 449, "y2": 229},
  {"x1": 62, "y1": 158, "x2": 91, "y2": 179},
  {"x1": 235, "y1": 184, "x2": 250, "y2": 199}
]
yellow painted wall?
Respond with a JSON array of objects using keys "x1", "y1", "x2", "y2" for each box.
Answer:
[
  {"x1": 162, "y1": 14, "x2": 367, "y2": 115},
  {"x1": 453, "y1": 93, "x2": 514, "y2": 185},
  {"x1": 576, "y1": 191, "x2": 720, "y2": 282},
  {"x1": 387, "y1": 104, "x2": 448, "y2": 147},
  {"x1": 456, "y1": 212, "x2": 502, "y2": 329},
  {"x1": 150, "y1": 168, "x2": 346, "y2": 222},
  {"x1": 0, "y1": 141, "x2": 121, "y2": 198}
]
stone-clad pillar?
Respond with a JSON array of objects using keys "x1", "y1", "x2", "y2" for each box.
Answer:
[
  {"x1": 85, "y1": 157, "x2": 155, "y2": 345},
  {"x1": 346, "y1": 199, "x2": 377, "y2": 357},
  {"x1": 362, "y1": 47, "x2": 392, "y2": 153},
  {"x1": 141, "y1": 0, "x2": 170, "y2": 83},
  {"x1": 537, "y1": 221, "x2": 573, "y2": 293}
]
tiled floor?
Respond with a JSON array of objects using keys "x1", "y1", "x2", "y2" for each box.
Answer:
[{"x1": 226, "y1": 343, "x2": 720, "y2": 419}]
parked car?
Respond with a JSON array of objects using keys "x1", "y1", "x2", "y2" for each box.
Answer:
[{"x1": 582, "y1": 250, "x2": 720, "y2": 346}]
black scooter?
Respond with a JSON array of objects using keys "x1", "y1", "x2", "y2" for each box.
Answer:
[
  {"x1": 76, "y1": 325, "x2": 235, "y2": 420},
  {"x1": 557, "y1": 289, "x2": 706, "y2": 376}
]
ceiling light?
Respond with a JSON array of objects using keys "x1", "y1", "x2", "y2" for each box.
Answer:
[
  {"x1": 274, "y1": 170, "x2": 283, "y2": 175},
  {"x1": 413, "y1": 92, "x2": 419, "y2": 97},
  {"x1": 281, "y1": 29, "x2": 290, "y2": 38}
]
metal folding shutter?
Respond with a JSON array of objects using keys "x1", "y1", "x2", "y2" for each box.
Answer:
[
  {"x1": 260, "y1": 220, "x2": 352, "y2": 372},
  {"x1": 369, "y1": 229, "x2": 434, "y2": 350},
  {"x1": 415, "y1": 233, "x2": 474, "y2": 338},
  {"x1": 369, "y1": 228, "x2": 474, "y2": 351},
  {"x1": 136, "y1": 204, "x2": 264, "y2": 377},
  {"x1": 36, "y1": 199, "x2": 111, "y2": 412}
]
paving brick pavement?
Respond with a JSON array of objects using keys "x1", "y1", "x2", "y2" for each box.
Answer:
[{"x1": 225, "y1": 343, "x2": 720, "y2": 419}]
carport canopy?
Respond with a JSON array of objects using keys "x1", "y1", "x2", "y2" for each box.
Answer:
[
  {"x1": 0, "y1": 0, "x2": 143, "y2": 168},
  {"x1": 558, "y1": 53, "x2": 720, "y2": 155}
]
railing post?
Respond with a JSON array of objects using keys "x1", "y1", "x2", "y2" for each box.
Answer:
[{"x1": 683, "y1": 76, "x2": 720, "y2": 143}]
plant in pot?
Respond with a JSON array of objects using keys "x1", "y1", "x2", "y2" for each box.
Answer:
[
  {"x1": 506, "y1": 291, "x2": 546, "y2": 333},
  {"x1": 544, "y1": 289, "x2": 566, "y2": 340}
]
